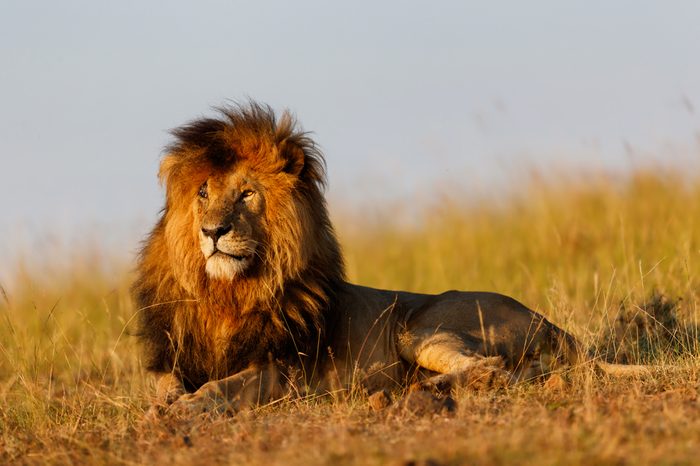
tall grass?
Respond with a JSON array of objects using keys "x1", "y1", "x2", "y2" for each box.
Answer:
[
  {"x1": 341, "y1": 170, "x2": 700, "y2": 354},
  {"x1": 1, "y1": 168, "x2": 699, "y2": 464}
]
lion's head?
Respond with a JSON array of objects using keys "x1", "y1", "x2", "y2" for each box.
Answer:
[
  {"x1": 158, "y1": 103, "x2": 342, "y2": 297},
  {"x1": 133, "y1": 102, "x2": 345, "y2": 386}
]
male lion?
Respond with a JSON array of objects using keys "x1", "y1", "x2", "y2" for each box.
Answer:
[{"x1": 134, "y1": 102, "x2": 641, "y2": 414}]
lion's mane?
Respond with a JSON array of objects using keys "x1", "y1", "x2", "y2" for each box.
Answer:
[{"x1": 132, "y1": 103, "x2": 345, "y2": 390}]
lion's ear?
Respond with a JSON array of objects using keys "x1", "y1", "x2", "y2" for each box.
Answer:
[{"x1": 279, "y1": 139, "x2": 305, "y2": 177}]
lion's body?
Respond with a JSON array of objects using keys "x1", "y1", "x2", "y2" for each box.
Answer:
[
  {"x1": 318, "y1": 284, "x2": 577, "y2": 392},
  {"x1": 134, "y1": 102, "x2": 634, "y2": 414}
]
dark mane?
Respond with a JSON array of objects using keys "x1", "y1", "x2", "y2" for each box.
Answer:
[
  {"x1": 164, "y1": 102, "x2": 327, "y2": 187},
  {"x1": 132, "y1": 101, "x2": 344, "y2": 390}
]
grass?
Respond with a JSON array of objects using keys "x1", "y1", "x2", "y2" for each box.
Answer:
[{"x1": 2, "y1": 169, "x2": 700, "y2": 465}]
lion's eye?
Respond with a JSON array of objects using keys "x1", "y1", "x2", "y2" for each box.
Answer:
[
  {"x1": 241, "y1": 190, "x2": 255, "y2": 200},
  {"x1": 198, "y1": 182, "x2": 208, "y2": 199}
]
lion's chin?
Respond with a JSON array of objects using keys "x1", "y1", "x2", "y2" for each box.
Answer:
[{"x1": 204, "y1": 252, "x2": 253, "y2": 280}]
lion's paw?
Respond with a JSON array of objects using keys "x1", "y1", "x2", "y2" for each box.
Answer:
[
  {"x1": 409, "y1": 374, "x2": 456, "y2": 396},
  {"x1": 166, "y1": 391, "x2": 236, "y2": 418},
  {"x1": 464, "y1": 364, "x2": 511, "y2": 390},
  {"x1": 410, "y1": 364, "x2": 511, "y2": 395}
]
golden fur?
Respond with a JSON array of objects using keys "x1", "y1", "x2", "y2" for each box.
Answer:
[
  {"x1": 133, "y1": 103, "x2": 344, "y2": 391},
  {"x1": 134, "y1": 102, "x2": 647, "y2": 414}
]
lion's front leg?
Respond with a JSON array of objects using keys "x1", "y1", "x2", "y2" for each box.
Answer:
[{"x1": 168, "y1": 364, "x2": 287, "y2": 417}]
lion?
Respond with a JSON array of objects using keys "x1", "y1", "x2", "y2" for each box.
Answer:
[{"x1": 133, "y1": 102, "x2": 645, "y2": 414}]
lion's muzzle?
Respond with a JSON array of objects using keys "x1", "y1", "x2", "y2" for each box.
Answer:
[{"x1": 199, "y1": 225, "x2": 257, "y2": 280}]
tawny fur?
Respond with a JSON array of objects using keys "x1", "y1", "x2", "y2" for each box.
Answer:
[
  {"x1": 133, "y1": 102, "x2": 647, "y2": 413},
  {"x1": 133, "y1": 103, "x2": 344, "y2": 391}
]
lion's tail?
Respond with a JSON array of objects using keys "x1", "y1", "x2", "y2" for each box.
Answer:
[
  {"x1": 548, "y1": 323, "x2": 651, "y2": 377},
  {"x1": 594, "y1": 361, "x2": 650, "y2": 376}
]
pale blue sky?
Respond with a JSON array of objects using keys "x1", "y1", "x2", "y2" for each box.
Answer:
[{"x1": 1, "y1": 1, "x2": 699, "y2": 262}]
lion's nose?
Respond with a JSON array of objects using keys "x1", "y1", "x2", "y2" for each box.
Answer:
[{"x1": 201, "y1": 224, "x2": 232, "y2": 242}]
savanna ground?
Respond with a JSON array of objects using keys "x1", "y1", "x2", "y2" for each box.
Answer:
[{"x1": 2, "y1": 169, "x2": 700, "y2": 465}]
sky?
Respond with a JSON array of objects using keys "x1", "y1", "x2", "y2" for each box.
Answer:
[{"x1": 1, "y1": 0, "x2": 699, "y2": 265}]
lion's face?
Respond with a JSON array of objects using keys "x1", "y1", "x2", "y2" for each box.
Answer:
[
  {"x1": 152, "y1": 103, "x2": 342, "y2": 302},
  {"x1": 194, "y1": 166, "x2": 266, "y2": 280}
]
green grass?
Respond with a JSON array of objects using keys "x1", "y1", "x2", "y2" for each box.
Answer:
[{"x1": 2, "y1": 169, "x2": 700, "y2": 464}]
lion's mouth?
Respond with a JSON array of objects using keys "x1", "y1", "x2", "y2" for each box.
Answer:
[
  {"x1": 204, "y1": 246, "x2": 256, "y2": 280},
  {"x1": 214, "y1": 250, "x2": 252, "y2": 262},
  {"x1": 200, "y1": 235, "x2": 258, "y2": 279}
]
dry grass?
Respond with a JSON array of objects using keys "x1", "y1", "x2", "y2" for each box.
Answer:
[{"x1": 2, "y1": 169, "x2": 700, "y2": 465}]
